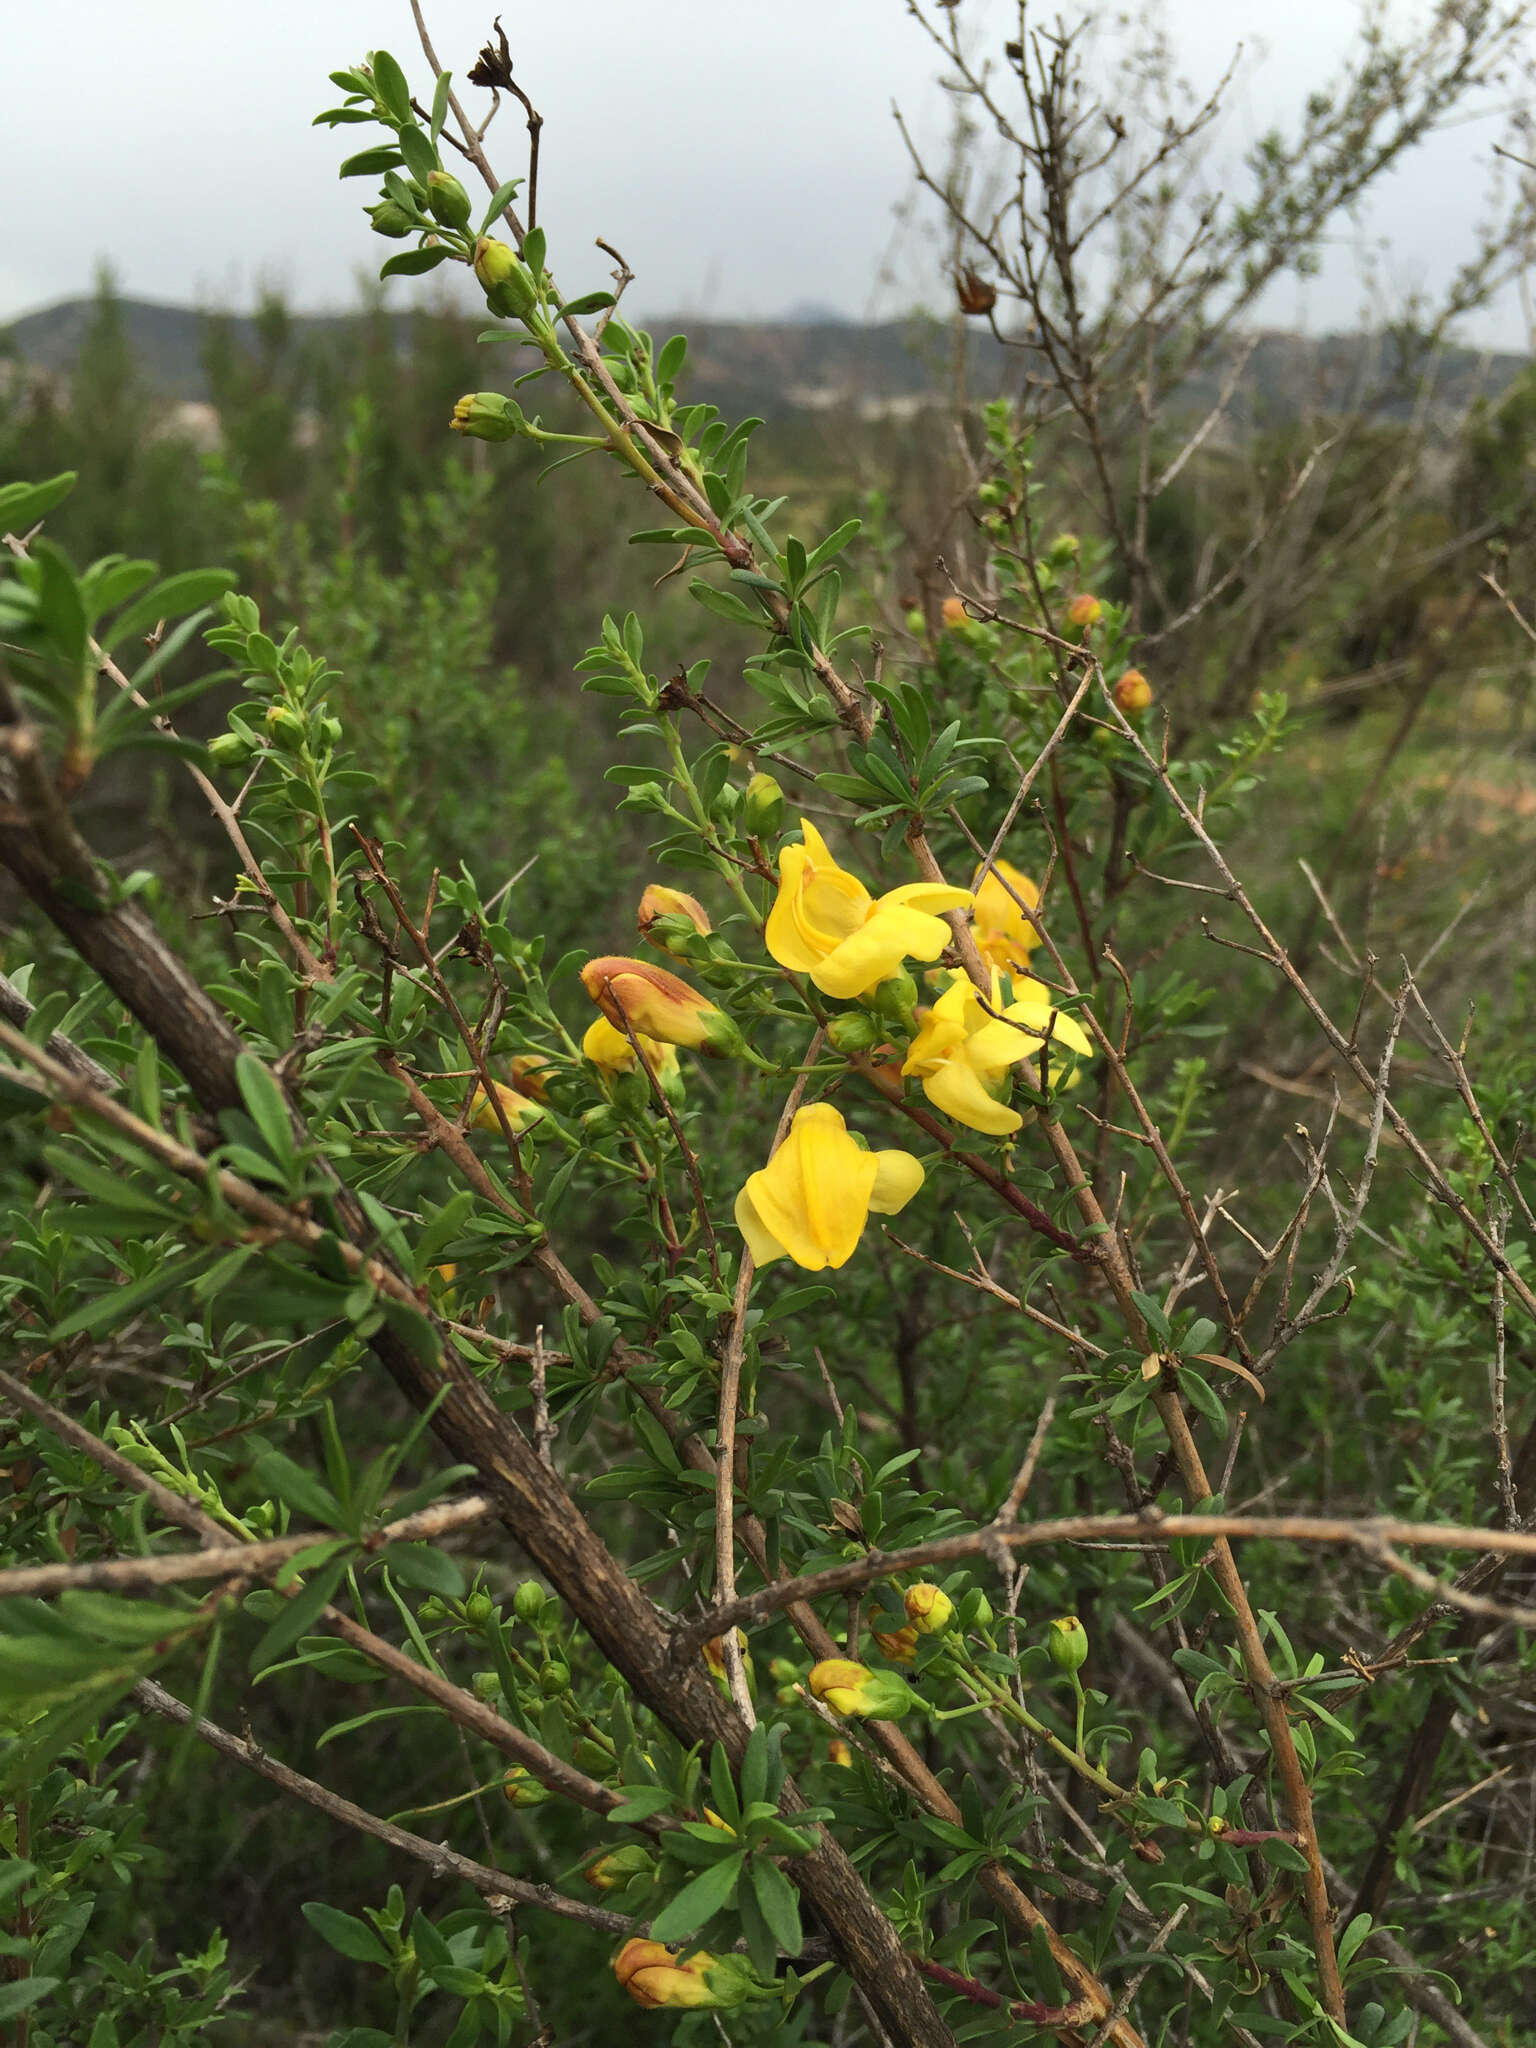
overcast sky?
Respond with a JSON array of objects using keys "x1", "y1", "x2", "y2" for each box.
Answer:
[{"x1": 3, "y1": 0, "x2": 1532, "y2": 347}]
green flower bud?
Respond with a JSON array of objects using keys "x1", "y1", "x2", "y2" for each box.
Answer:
[
  {"x1": 464, "y1": 1591, "x2": 494, "y2": 1628},
  {"x1": 206, "y1": 733, "x2": 250, "y2": 769},
  {"x1": 539, "y1": 1660, "x2": 571, "y2": 1696},
  {"x1": 367, "y1": 199, "x2": 416, "y2": 239},
  {"x1": 966, "y1": 1590, "x2": 995, "y2": 1630},
  {"x1": 425, "y1": 169, "x2": 472, "y2": 229},
  {"x1": 473, "y1": 236, "x2": 537, "y2": 318},
  {"x1": 741, "y1": 771, "x2": 784, "y2": 839},
  {"x1": 512, "y1": 1580, "x2": 547, "y2": 1625},
  {"x1": 500, "y1": 1766, "x2": 549, "y2": 1808},
  {"x1": 471, "y1": 1669, "x2": 502, "y2": 1702},
  {"x1": 263, "y1": 704, "x2": 306, "y2": 751},
  {"x1": 904, "y1": 605, "x2": 926, "y2": 634},
  {"x1": 827, "y1": 1011, "x2": 884, "y2": 1056},
  {"x1": 319, "y1": 715, "x2": 344, "y2": 746},
  {"x1": 1047, "y1": 1614, "x2": 1088, "y2": 1673},
  {"x1": 450, "y1": 391, "x2": 523, "y2": 442}
]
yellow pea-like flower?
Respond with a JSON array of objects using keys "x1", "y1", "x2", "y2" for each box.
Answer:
[
  {"x1": 733, "y1": 1103, "x2": 923, "y2": 1272},
  {"x1": 765, "y1": 818, "x2": 972, "y2": 1000}
]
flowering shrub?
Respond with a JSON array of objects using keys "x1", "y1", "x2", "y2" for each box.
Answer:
[{"x1": 0, "y1": 14, "x2": 1534, "y2": 2048}]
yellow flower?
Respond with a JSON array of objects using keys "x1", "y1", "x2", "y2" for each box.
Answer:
[
  {"x1": 733, "y1": 1103, "x2": 923, "y2": 1272},
  {"x1": 827, "y1": 1738, "x2": 854, "y2": 1767},
  {"x1": 765, "y1": 819, "x2": 972, "y2": 999},
  {"x1": 580, "y1": 1014, "x2": 680, "y2": 1086},
  {"x1": 807, "y1": 1657, "x2": 915, "y2": 1719},
  {"x1": 613, "y1": 1940, "x2": 725, "y2": 2010},
  {"x1": 971, "y1": 857, "x2": 1042, "y2": 973},
  {"x1": 904, "y1": 1583, "x2": 954, "y2": 1634},
  {"x1": 581, "y1": 955, "x2": 743, "y2": 1055},
  {"x1": 468, "y1": 1080, "x2": 545, "y2": 1136},
  {"x1": 873, "y1": 1625, "x2": 919, "y2": 1664},
  {"x1": 902, "y1": 972, "x2": 1092, "y2": 1136}
]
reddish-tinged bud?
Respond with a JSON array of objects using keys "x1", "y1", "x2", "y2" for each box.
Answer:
[
  {"x1": 1114, "y1": 667, "x2": 1153, "y2": 713},
  {"x1": 614, "y1": 1940, "x2": 736, "y2": 2010},
  {"x1": 638, "y1": 883, "x2": 712, "y2": 950},
  {"x1": 873, "y1": 1625, "x2": 919, "y2": 1665},
  {"x1": 581, "y1": 955, "x2": 745, "y2": 1057},
  {"x1": 941, "y1": 595, "x2": 969, "y2": 629},
  {"x1": 1065, "y1": 593, "x2": 1103, "y2": 630},
  {"x1": 508, "y1": 1053, "x2": 554, "y2": 1102}
]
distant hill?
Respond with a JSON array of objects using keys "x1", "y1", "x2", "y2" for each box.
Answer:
[{"x1": 2, "y1": 294, "x2": 1528, "y2": 428}]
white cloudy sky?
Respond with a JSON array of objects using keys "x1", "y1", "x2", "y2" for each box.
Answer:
[{"x1": 3, "y1": 0, "x2": 1532, "y2": 345}]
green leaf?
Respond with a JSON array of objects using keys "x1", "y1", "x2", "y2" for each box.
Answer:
[
  {"x1": 648, "y1": 1853, "x2": 743, "y2": 1943},
  {"x1": 561, "y1": 291, "x2": 616, "y2": 317},
  {"x1": 103, "y1": 567, "x2": 236, "y2": 650},
  {"x1": 50, "y1": 1249, "x2": 218, "y2": 1341},
  {"x1": 249, "y1": 1558, "x2": 350, "y2": 1672},
  {"x1": 32, "y1": 540, "x2": 88, "y2": 667},
  {"x1": 380, "y1": 245, "x2": 453, "y2": 282},
  {"x1": 1259, "y1": 1836, "x2": 1311, "y2": 1873},
  {"x1": 301, "y1": 1901, "x2": 391, "y2": 1967},
  {"x1": 749, "y1": 1855, "x2": 802, "y2": 1957},
  {"x1": 368, "y1": 50, "x2": 414, "y2": 124},
  {"x1": 235, "y1": 1054, "x2": 296, "y2": 1172},
  {"x1": 0, "y1": 471, "x2": 76, "y2": 535},
  {"x1": 250, "y1": 1450, "x2": 347, "y2": 1531},
  {"x1": 339, "y1": 145, "x2": 404, "y2": 179},
  {"x1": 429, "y1": 70, "x2": 451, "y2": 141},
  {"x1": 478, "y1": 179, "x2": 523, "y2": 232},
  {"x1": 380, "y1": 1544, "x2": 465, "y2": 1600},
  {"x1": 0, "y1": 1979, "x2": 60, "y2": 2021}
]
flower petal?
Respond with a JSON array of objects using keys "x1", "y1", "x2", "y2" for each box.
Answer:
[
  {"x1": 813, "y1": 904, "x2": 953, "y2": 999},
  {"x1": 869, "y1": 1149, "x2": 925, "y2": 1214},
  {"x1": 881, "y1": 881, "x2": 975, "y2": 917},
  {"x1": 922, "y1": 1053, "x2": 1022, "y2": 1136},
  {"x1": 733, "y1": 1183, "x2": 787, "y2": 1266}
]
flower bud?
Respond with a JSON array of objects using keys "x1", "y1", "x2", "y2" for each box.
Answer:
[
  {"x1": 1114, "y1": 667, "x2": 1153, "y2": 714},
  {"x1": 702, "y1": 1629, "x2": 750, "y2": 1686},
  {"x1": 613, "y1": 1940, "x2": 743, "y2": 2011},
  {"x1": 904, "y1": 1583, "x2": 954, "y2": 1635},
  {"x1": 539, "y1": 1660, "x2": 571, "y2": 1696},
  {"x1": 827, "y1": 1738, "x2": 853, "y2": 1768},
  {"x1": 941, "y1": 595, "x2": 969, "y2": 629},
  {"x1": 512, "y1": 1580, "x2": 547, "y2": 1625},
  {"x1": 471, "y1": 1669, "x2": 502, "y2": 1702},
  {"x1": 500, "y1": 1766, "x2": 549, "y2": 1808},
  {"x1": 638, "y1": 883, "x2": 712, "y2": 953},
  {"x1": 742, "y1": 771, "x2": 785, "y2": 839},
  {"x1": 425, "y1": 169, "x2": 472, "y2": 229},
  {"x1": 1065, "y1": 593, "x2": 1103, "y2": 631},
  {"x1": 872, "y1": 1625, "x2": 918, "y2": 1665},
  {"x1": 450, "y1": 391, "x2": 523, "y2": 442},
  {"x1": 964, "y1": 1590, "x2": 994, "y2": 1630},
  {"x1": 464, "y1": 1590, "x2": 494, "y2": 1628},
  {"x1": 473, "y1": 236, "x2": 537, "y2": 317},
  {"x1": 904, "y1": 605, "x2": 926, "y2": 634},
  {"x1": 826, "y1": 1011, "x2": 884, "y2": 1056},
  {"x1": 509, "y1": 1053, "x2": 554, "y2": 1102},
  {"x1": 468, "y1": 1079, "x2": 545, "y2": 1136},
  {"x1": 581, "y1": 955, "x2": 747, "y2": 1058},
  {"x1": 808, "y1": 1658, "x2": 916, "y2": 1720},
  {"x1": 584, "y1": 1846, "x2": 654, "y2": 1892},
  {"x1": 367, "y1": 199, "x2": 416, "y2": 239},
  {"x1": 1047, "y1": 1614, "x2": 1088, "y2": 1673},
  {"x1": 206, "y1": 733, "x2": 251, "y2": 769},
  {"x1": 263, "y1": 704, "x2": 305, "y2": 750}
]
